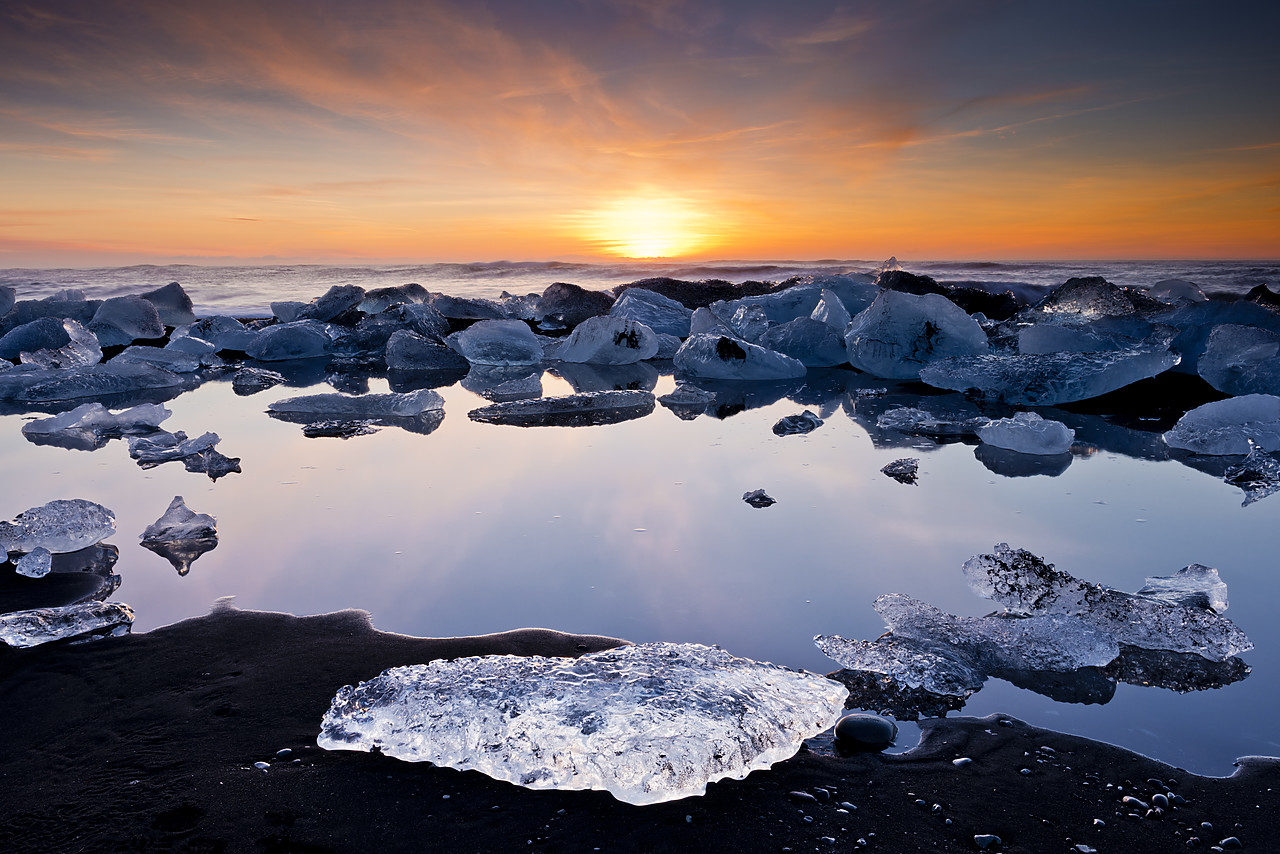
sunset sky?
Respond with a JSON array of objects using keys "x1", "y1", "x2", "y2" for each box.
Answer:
[{"x1": 1, "y1": 0, "x2": 1277, "y2": 266}]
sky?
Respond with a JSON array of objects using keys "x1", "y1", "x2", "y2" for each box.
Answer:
[{"x1": 1, "y1": 0, "x2": 1277, "y2": 266}]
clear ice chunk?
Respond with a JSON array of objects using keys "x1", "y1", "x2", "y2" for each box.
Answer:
[
  {"x1": 245, "y1": 320, "x2": 332, "y2": 361},
  {"x1": 881, "y1": 458, "x2": 919, "y2": 484},
  {"x1": 609, "y1": 288, "x2": 692, "y2": 337},
  {"x1": 468, "y1": 390, "x2": 654, "y2": 427},
  {"x1": 743, "y1": 489, "x2": 776, "y2": 507},
  {"x1": 188, "y1": 316, "x2": 259, "y2": 351},
  {"x1": 1, "y1": 317, "x2": 74, "y2": 359},
  {"x1": 385, "y1": 329, "x2": 470, "y2": 372},
  {"x1": 756, "y1": 318, "x2": 849, "y2": 367},
  {"x1": 111, "y1": 345, "x2": 203, "y2": 374},
  {"x1": 21, "y1": 402, "x2": 171, "y2": 443},
  {"x1": 231, "y1": 366, "x2": 286, "y2": 395},
  {"x1": 19, "y1": 319, "x2": 102, "y2": 369},
  {"x1": 317, "y1": 642, "x2": 848, "y2": 806},
  {"x1": 1146, "y1": 278, "x2": 1207, "y2": 304},
  {"x1": 814, "y1": 633, "x2": 986, "y2": 697},
  {"x1": 0, "y1": 499, "x2": 116, "y2": 555},
  {"x1": 0, "y1": 601, "x2": 135, "y2": 648},
  {"x1": 16, "y1": 361, "x2": 183, "y2": 402},
  {"x1": 919, "y1": 349, "x2": 1179, "y2": 405},
  {"x1": 140, "y1": 496, "x2": 217, "y2": 575},
  {"x1": 447, "y1": 319, "x2": 544, "y2": 366},
  {"x1": 1021, "y1": 276, "x2": 1161, "y2": 322},
  {"x1": 128, "y1": 430, "x2": 221, "y2": 466},
  {"x1": 673, "y1": 334, "x2": 807, "y2": 380},
  {"x1": 876, "y1": 406, "x2": 989, "y2": 438},
  {"x1": 555, "y1": 316, "x2": 660, "y2": 364},
  {"x1": 89, "y1": 295, "x2": 165, "y2": 347},
  {"x1": 268, "y1": 389, "x2": 444, "y2": 419},
  {"x1": 961, "y1": 543, "x2": 1252, "y2": 661},
  {"x1": 15, "y1": 546, "x2": 53, "y2": 578},
  {"x1": 358, "y1": 283, "x2": 430, "y2": 314},
  {"x1": 844, "y1": 290, "x2": 988, "y2": 380},
  {"x1": 1136, "y1": 564, "x2": 1229, "y2": 613},
  {"x1": 772, "y1": 411, "x2": 823, "y2": 436},
  {"x1": 976, "y1": 411, "x2": 1075, "y2": 455},
  {"x1": 657, "y1": 383, "x2": 716, "y2": 419},
  {"x1": 810, "y1": 288, "x2": 851, "y2": 332},
  {"x1": 1222, "y1": 441, "x2": 1280, "y2": 506},
  {"x1": 1162, "y1": 394, "x2": 1280, "y2": 455},
  {"x1": 1197, "y1": 324, "x2": 1280, "y2": 396},
  {"x1": 139, "y1": 281, "x2": 197, "y2": 326}
]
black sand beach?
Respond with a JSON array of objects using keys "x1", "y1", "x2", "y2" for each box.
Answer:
[{"x1": 1, "y1": 606, "x2": 1274, "y2": 853}]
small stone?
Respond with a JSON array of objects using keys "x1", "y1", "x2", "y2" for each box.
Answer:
[
  {"x1": 932, "y1": 804, "x2": 942, "y2": 815},
  {"x1": 253, "y1": 761, "x2": 269, "y2": 771},
  {"x1": 803, "y1": 815, "x2": 813, "y2": 823},
  {"x1": 1093, "y1": 819, "x2": 1106, "y2": 827},
  {"x1": 839, "y1": 802, "x2": 857, "y2": 811},
  {"x1": 953, "y1": 757, "x2": 973, "y2": 767},
  {"x1": 1123, "y1": 796, "x2": 1150, "y2": 810},
  {"x1": 276, "y1": 748, "x2": 293, "y2": 759},
  {"x1": 812, "y1": 787, "x2": 830, "y2": 802},
  {"x1": 833, "y1": 713, "x2": 898, "y2": 753},
  {"x1": 997, "y1": 718, "x2": 1014, "y2": 727},
  {"x1": 1219, "y1": 839, "x2": 1242, "y2": 849},
  {"x1": 1202, "y1": 822, "x2": 1214, "y2": 832},
  {"x1": 1153, "y1": 793, "x2": 1170, "y2": 809},
  {"x1": 788, "y1": 791, "x2": 819, "y2": 804},
  {"x1": 1019, "y1": 768, "x2": 1032, "y2": 776},
  {"x1": 1075, "y1": 846, "x2": 1097, "y2": 854},
  {"x1": 974, "y1": 834, "x2": 1002, "y2": 850},
  {"x1": 742, "y1": 489, "x2": 776, "y2": 508}
]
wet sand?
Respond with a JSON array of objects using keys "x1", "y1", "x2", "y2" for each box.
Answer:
[{"x1": 1, "y1": 606, "x2": 1274, "y2": 853}]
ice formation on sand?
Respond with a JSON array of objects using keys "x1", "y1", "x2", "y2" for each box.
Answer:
[
  {"x1": 0, "y1": 601, "x2": 135, "y2": 648},
  {"x1": 1162, "y1": 394, "x2": 1280, "y2": 455},
  {"x1": 468, "y1": 390, "x2": 654, "y2": 427},
  {"x1": 0, "y1": 499, "x2": 115, "y2": 556},
  {"x1": 961, "y1": 544, "x2": 1251, "y2": 661},
  {"x1": 317, "y1": 642, "x2": 848, "y2": 806},
  {"x1": 976, "y1": 411, "x2": 1075, "y2": 455},
  {"x1": 919, "y1": 349, "x2": 1179, "y2": 406}
]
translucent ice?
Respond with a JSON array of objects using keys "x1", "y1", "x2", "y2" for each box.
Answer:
[
  {"x1": 317, "y1": 642, "x2": 848, "y2": 806},
  {"x1": 844, "y1": 290, "x2": 988, "y2": 380},
  {"x1": 269, "y1": 389, "x2": 444, "y2": 420},
  {"x1": 961, "y1": 544, "x2": 1252, "y2": 661},
  {"x1": 920, "y1": 349, "x2": 1179, "y2": 405},
  {"x1": 128, "y1": 430, "x2": 221, "y2": 467},
  {"x1": 657, "y1": 383, "x2": 716, "y2": 419},
  {"x1": 21, "y1": 402, "x2": 170, "y2": 445},
  {"x1": 1147, "y1": 278, "x2": 1207, "y2": 304},
  {"x1": 429, "y1": 292, "x2": 507, "y2": 321},
  {"x1": 535, "y1": 282, "x2": 614, "y2": 327},
  {"x1": 976, "y1": 411, "x2": 1075, "y2": 455},
  {"x1": 556, "y1": 316, "x2": 660, "y2": 364},
  {"x1": 0, "y1": 499, "x2": 116, "y2": 555},
  {"x1": 1222, "y1": 442, "x2": 1280, "y2": 506},
  {"x1": 15, "y1": 546, "x2": 53, "y2": 578},
  {"x1": 673, "y1": 334, "x2": 807, "y2": 380},
  {"x1": 810, "y1": 288, "x2": 851, "y2": 333},
  {"x1": 1162, "y1": 394, "x2": 1280, "y2": 455},
  {"x1": 19, "y1": 319, "x2": 102, "y2": 369},
  {"x1": 385, "y1": 330, "x2": 470, "y2": 372},
  {"x1": 468, "y1": 390, "x2": 654, "y2": 427},
  {"x1": 1022, "y1": 276, "x2": 1161, "y2": 322},
  {"x1": 814, "y1": 633, "x2": 986, "y2": 698},
  {"x1": 140, "y1": 496, "x2": 217, "y2": 575},
  {"x1": 876, "y1": 406, "x2": 989, "y2": 439},
  {"x1": 89, "y1": 295, "x2": 165, "y2": 347},
  {"x1": 1136, "y1": 564, "x2": 1229, "y2": 614},
  {"x1": 112, "y1": 345, "x2": 203, "y2": 374},
  {"x1": 756, "y1": 318, "x2": 849, "y2": 367},
  {"x1": 772, "y1": 410, "x2": 823, "y2": 436},
  {"x1": 139, "y1": 281, "x2": 197, "y2": 326},
  {"x1": 16, "y1": 361, "x2": 183, "y2": 403},
  {"x1": 188, "y1": 316, "x2": 259, "y2": 351},
  {"x1": 609, "y1": 288, "x2": 692, "y2": 338},
  {"x1": 0, "y1": 601, "x2": 135, "y2": 648},
  {"x1": 1197, "y1": 324, "x2": 1280, "y2": 396},
  {"x1": 245, "y1": 320, "x2": 332, "y2": 361},
  {"x1": 358, "y1": 283, "x2": 430, "y2": 314},
  {"x1": 881, "y1": 458, "x2": 919, "y2": 484},
  {"x1": 447, "y1": 319, "x2": 544, "y2": 366},
  {"x1": 0, "y1": 317, "x2": 74, "y2": 359},
  {"x1": 298, "y1": 285, "x2": 365, "y2": 323},
  {"x1": 231, "y1": 366, "x2": 286, "y2": 395}
]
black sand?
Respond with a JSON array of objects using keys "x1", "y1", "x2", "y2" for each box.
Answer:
[{"x1": 1, "y1": 607, "x2": 1275, "y2": 853}]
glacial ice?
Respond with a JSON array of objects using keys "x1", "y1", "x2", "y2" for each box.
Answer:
[
  {"x1": 19, "y1": 319, "x2": 102, "y2": 369},
  {"x1": 0, "y1": 285, "x2": 13, "y2": 316},
  {"x1": 468, "y1": 390, "x2": 655, "y2": 427},
  {"x1": 976, "y1": 411, "x2": 1075, "y2": 455},
  {"x1": 772, "y1": 410, "x2": 823, "y2": 436},
  {"x1": 139, "y1": 281, "x2": 197, "y2": 326},
  {"x1": 89, "y1": 295, "x2": 165, "y2": 347},
  {"x1": 140, "y1": 496, "x2": 217, "y2": 575},
  {"x1": 231, "y1": 366, "x2": 286, "y2": 395},
  {"x1": 1021, "y1": 276, "x2": 1161, "y2": 322},
  {"x1": 475, "y1": 371, "x2": 543, "y2": 402},
  {"x1": 21, "y1": 402, "x2": 170, "y2": 447},
  {"x1": 384, "y1": 329, "x2": 470, "y2": 372},
  {"x1": 128, "y1": 431, "x2": 221, "y2": 467},
  {"x1": 447, "y1": 319, "x2": 544, "y2": 366},
  {"x1": 1222, "y1": 442, "x2": 1280, "y2": 506},
  {"x1": 298, "y1": 285, "x2": 365, "y2": 323},
  {"x1": 726, "y1": 304, "x2": 770, "y2": 342},
  {"x1": 555, "y1": 316, "x2": 660, "y2": 364},
  {"x1": 689, "y1": 306, "x2": 733, "y2": 337},
  {"x1": 814, "y1": 633, "x2": 986, "y2": 698},
  {"x1": 961, "y1": 544, "x2": 1252, "y2": 661},
  {"x1": 919, "y1": 349, "x2": 1179, "y2": 405},
  {"x1": 875, "y1": 406, "x2": 989, "y2": 439},
  {"x1": 268, "y1": 389, "x2": 444, "y2": 420},
  {"x1": 15, "y1": 547, "x2": 53, "y2": 578},
  {"x1": 245, "y1": 320, "x2": 332, "y2": 361},
  {"x1": 0, "y1": 499, "x2": 116, "y2": 555},
  {"x1": 15, "y1": 361, "x2": 184, "y2": 402},
  {"x1": 188, "y1": 316, "x2": 259, "y2": 352},
  {"x1": 1136, "y1": 564, "x2": 1229, "y2": 614},
  {"x1": 0, "y1": 601, "x2": 135, "y2": 648},
  {"x1": 844, "y1": 290, "x2": 988, "y2": 380},
  {"x1": 1162, "y1": 394, "x2": 1280, "y2": 455},
  {"x1": 673, "y1": 334, "x2": 807, "y2": 380},
  {"x1": 810, "y1": 288, "x2": 851, "y2": 332},
  {"x1": 609, "y1": 287, "x2": 692, "y2": 337},
  {"x1": 756, "y1": 318, "x2": 849, "y2": 367},
  {"x1": 1197, "y1": 324, "x2": 1280, "y2": 396},
  {"x1": 429, "y1": 292, "x2": 507, "y2": 321},
  {"x1": 715, "y1": 286, "x2": 824, "y2": 325},
  {"x1": 112, "y1": 345, "x2": 204, "y2": 374},
  {"x1": 881, "y1": 458, "x2": 919, "y2": 484},
  {"x1": 358, "y1": 283, "x2": 430, "y2": 314},
  {"x1": 1147, "y1": 279, "x2": 1207, "y2": 304},
  {"x1": 657, "y1": 383, "x2": 716, "y2": 419},
  {"x1": 0, "y1": 317, "x2": 73, "y2": 359},
  {"x1": 164, "y1": 334, "x2": 218, "y2": 359},
  {"x1": 317, "y1": 642, "x2": 848, "y2": 805},
  {"x1": 535, "y1": 282, "x2": 614, "y2": 327}
]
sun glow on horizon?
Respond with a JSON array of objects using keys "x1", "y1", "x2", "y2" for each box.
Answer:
[{"x1": 572, "y1": 196, "x2": 715, "y2": 259}]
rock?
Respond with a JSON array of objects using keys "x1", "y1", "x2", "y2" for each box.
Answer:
[
  {"x1": 556, "y1": 316, "x2": 660, "y2": 364},
  {"x1": 832, "y1": 713, "x2": 898, "y2": 753},
  {"x1": 881, "y1": 458, "x2": 919, "y2": 484},
  {"x1": 534, "y1": 282, "x2": 616, "y2": 327},
  {"x1": 139, "y1": 282, "x2": 197, "y2": 326},
  {"x1": 757, "y1": 317, "x2": 849, "y2": 367},
  {"x1": 742, "y1": 489, "x2": 776, "y2": 508},
  {"x1": 468, "y1": 390, "x2": 654, "y2": 427},
  {"x1": 0, "y1": 601, "x2": 135, "y2": 648},
  {"x1": 845, "y1": 290, "x2": 988, "y2": 380},
  {"x1": 317, "y1": 641, "x2": 848, "y2": 806},
  {"x1": 973, "y1": 834, "x2": 1002, "y2": 851},
  {"x1": 1163, "y1": 394, "x2": 1280, "y2": 455},
  {"x1": 448, "y1": 319, "x2": 544, "y2": 366},
  {"x1": 0, "y1": 499, "x2": 116, "y2": 555},
  {"x1": 299, "y1": 285, "x2": 365, "y2": 323},
  {"x1": 772, "y1": 411, "x2": 823, "y2": 436},
  {"x1": 359, "y1": 283, "x2": 430, "y2": 313},
  {"x1": 920, "y1": 348, "x2": 1180, "y2": 406},
  {"x1": 609, "y1": 287, "x2": 692, "y2": 337},
  {"x1": 89, "y1": 296, "x2": 165, "y2": 346},
  {"x1": 1022, "y1": 276, "x2": 1163, "y2": 322},
  {"x1": 245, "y1": 320, "x2": 332, "y2": 361},
  {"x1": 385, "y1": 329, "x2": 471, "y2": 372},
  {"x1": 428, "y1": 293, "x2": 507, "y2": 321},
  {"x1": 673, "y1": 334, "x2": 807, "y2": 380},
  {"x1": 976, "y1": 411, "x2": 1075, "y2": 455}
]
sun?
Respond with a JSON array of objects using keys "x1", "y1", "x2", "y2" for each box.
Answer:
[{"x1": 574, "y1": 196, "x2": 712, "y2": 258}]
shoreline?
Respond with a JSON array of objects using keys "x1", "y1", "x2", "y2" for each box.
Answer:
[{"x1": 2, "y1": 606, "x2": 1274, "y2": 853}]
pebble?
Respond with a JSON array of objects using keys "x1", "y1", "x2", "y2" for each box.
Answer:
[
  {"x1": 1153, "y1": 793, "x2": 1170, "y2": 808},
  {"x1": 253, "y1": 761, "x2": 269, "y2": 771},
  {"x1": 276, "y1": 748, "x2": 293, "y2": 759},
  {"x1": 1074, "y1": 846, "x2": 1097, "y2": 853},
  {"x1": 803, "y1": 816, "x2": 813, "y2": 824},
  {"x1": 1219, "y1": 838, "x2": 1242, "y2": 849},
  {"x1": 1122, "y1": 796, "x2": 1150, "y2": 810},
  {"x1": 1202, "y1": 822, "x2": 1214, "y2": 832},
  {"x1": 787, "y1": 791, "x2": 819, "y2": 804},
  {"x1": 997, "y1": 718, "x2": 1014, "y2": 727},
  {"x1": 833, "y1": 713, "x2": 898, "y2": 752},
  {"x1": 974, "y1": 834, "x2": 1002, "y2": 850},
  {"x1": 1093, "y1": 819, "x2": 1106, "y2": 827},
  {"x1": 931, "y1": 804, "x2": 942, "y2": 815},
  {"x1": 820, "y1": 837, "x2": 836, "y2": 844},
  {"x1": 953, "y1": 757, "x2": 973, "y2": 767},
  {"x1": 812, "y1": 787, "x2": 831, "y2": 802},
  {"x1": 1019, "y1": 768, "x2": 1032, "y2": 775},
  {"x1": 839, "y1": 802, "x2": 857, "y2": 811}
]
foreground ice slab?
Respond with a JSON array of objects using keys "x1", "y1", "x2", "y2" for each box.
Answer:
[
  {"x1": 919, "y1": 349, "x2": 1179, "y2": 405},
  {"x1": 468, "y1": 390, "x2": 654, "y2": 427},
  {"x1": 317, "y1": 642, "x2": 848, "y2": 805},
  {"x1": 673, "y1": 334, "x2": 806, "y2": 380},
  {"x1": 21, "y1": 402, "x2": 171, "y2": 448},
  {"x1": 555, "y1": 316, "x2": 660, "y2": 364},
  {"x1": 268, "y1": 389, "x2": 444, "y2": 419},
  {"x1": 844, "y1": 290, "x2": 988, "y2": 380},
  {"x1": 1162, "y1": 394, "x2": 1280, "y2": 455},
  {"x1": 961, "y1": 544, "x2": 1252, "y2": 661},
  {"x1": 19, "y1": 319, "x2": 102, "y2": 369},
  {"x1": 976, "y1": 411, "x2": 1075, "y2": 455},
  {"x1": 447, "y1": 319, "x2": 543, "y2": 366},
  {"x1": 15, "y1": 361, "x2": 183, "y2": 403},
  {"x1": 0, "y1": 601, "x2": 135, "y2": 648},
  {"x1": 0, "y1": 499, "x2": 116, "y2": 556}
]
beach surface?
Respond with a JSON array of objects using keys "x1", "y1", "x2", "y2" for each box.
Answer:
[{"x1": 1, "y1": 607, "x2": 1275, "y2": 853}]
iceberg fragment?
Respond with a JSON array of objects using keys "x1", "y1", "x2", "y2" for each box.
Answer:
[
  {"x1": 772, "y1": 410, "x2": 823, "y2": 436},
  {"x1": 1197, "y1": 324, "x2": 1280, "y2": 396},
  {"x1": 468, "y1": 390, "x2": 654, "y2": 427},
  {"x1": 756, "y1": 318, "x2": 849, "y2": 367},
  {"x1": 384, "y1": 329, "x2": 470, "y2": 372},
  {"x1": 881, "y1": 458, "x2": 919, "y2": 484},
  {"x1": 0, "y1": 601, "x2": 135, "y2": 648},
  {"x1": 673, "y1": 334, "x2": 807, "y2": 380},
  {"x1": 268, "y1": 389, "x2": 444, "y2": 419},
  {"x1": 245, "y1": 320, "x2": 332, "y2": 361},
  {"x1": 88, "y1": 296, "x2": 165, "y2": 346},
  {"x1": 447, "y1": 319, "x2": 544, "y2": 366},
  {"x1": 139, "y1": 281, "x2": 197, "y2": 326},
  {"x1": 140, "y1": 496, "x2": 217, "y2": 575},
  {"x1": 876, "y1": 406, "x2": 989, "y2": 439},
  {"x1": 961, "y1": 544, "x2": 1252, "y2": 661},
  {"x1": 1162, "y1": 394, "x2": 1280, "y2": 455},
  {"x1": 657, "y1": 383, "x2": 716, "y2": 420},
  {"x1": 230, "y1": 366, "x2": 286, "y2": 395},
  {"x1": 844, "y1": 290, "x2": 988, "y2": 380},
  {"x1": 317, "y1": 642, "x2": 848, "y2": 805},
  {"x1": 919, "y1": 349, "x2": 1179, "y2": 406},
  {"x1": 1222, "y1": 442, "x2": 1280, "y2": 506},
  {"x1": 15, "y1": 361, "x2": 183, "y2": 402},
  {"x1": 814, "y1": 633, "x2": 986, "y2": 698},
  {"x1": 21, "y1": 402, "x2": 170, "y2": 447},
  {"x1": 609, "y1": 287, "x2": 692, "y2": 337},
  {"x1": 0, "y1": 499, "x2": 116, "y2": 555},
  {"x1": 188, "y1": 316, "x2": 258, "y2": 352},
  {"x1": 555, "y1": 316, "x2": 660, "y2": 364},
  {"x1": 128, "y1": 430, "x2": 220, "y2": 466},
  {"x1": 742, "y1": 489, "x2": 776, "y2": 508},
  {"x1": 0, "y1": 317, "x2": 73, "y2": 360},
  {"x1": 15, "y1": 546, "x2": 53, "y2": 578},
  {"x1": 19, "y1": 319, "x2": 102, "y2": 369},
  {"x1": 976, "y1": 411, "x2": 1075, "y2": 455},
  {"x1": 1136, "y1": 564, "x2": 1229, "y2": 613}
]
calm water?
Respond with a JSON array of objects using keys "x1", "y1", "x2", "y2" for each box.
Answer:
[{"x1": 2, "y1": 259, "x2": 1278, "y2": 776}]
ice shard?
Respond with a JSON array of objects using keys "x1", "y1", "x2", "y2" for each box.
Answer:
[
  {"x1": 1162, "y1": 394, "x2": 1280, "y2": 455},
  {"x1": 961, "y1": 544, "x2": 1252, "y2": 661},
  {"x1": 21, "y1": 402, "x2": 171, "y2": 448},
  {"x1": 19, "y1": 319, "x2": 102, "y2": 369},
  {"x1": 875, "y1": 406, "x2": 989, "y2": 439},
  {"x1": 609, "y1": 287, "x2": 692, "y2": 338},
  {"x1": 230, "y1": 366, "x2": 286, "y2": 395},
  {"x1": 673, "y1": 334, "x2": 807, "y2": 380},
  {"x1": 1222, "y1": 441, "x2": 1280, "y2": 506},
  {"x1": 0, "y1": 601, "x2": 135, "y2": 648},
  {"x1": 15, "y1": 361, "x2": 184, "y2": 403},
  {"x1": 317, "y1": 642, "x2": 848, "y2": 806},
  {"x1": 245, "y1": 320, "x2": 332, "y2": 361},
  {"x1": 919, "y1": 349, "x2": 1179, "y2": 406},
  {"x1": 268, "y1": 389, "x2": 444, "y2": 419},
  {"x1": 140, "y1": 496, "x2": 217, "y2": 575},
  {"x1": 15, "y1": 546, "x2": 53, "y2": 578},
  {"x1": 772, "y1": 410, "x2": 823, "y2": 436},
  {"x1": 844, "y1": 290, "x2": 988, "y2": 380},
  {"x1": 1136, "y1": 564, "x2": 1229, "y2": 613},
  {"x1": 555, "y1": 316, "x2": 660, "y2": 364},
  {"x1": 128, "y1": 430, "x2": 221, "y2": 467},
  {"x1": 447, "y1": 319, "x2": 544, "y2": 365},
  {"x1": 881, "y1": 458, "x2": 919, "y2": 484},
  {"x1": 814, "y1": 633, "x2": 986, "y2": 698},
  {"x1": 0, "y1": 499, "x2": 116, "y2": 555},
  {"x1": 468, "y1": 390, "x2": 654, "y2": 427},
  {"x1": 976, "y1": 411, "x2": 1075, "y2": 455},
  {"x1": 88, "y1": 296, "x2": 165, "y2": 346}
]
